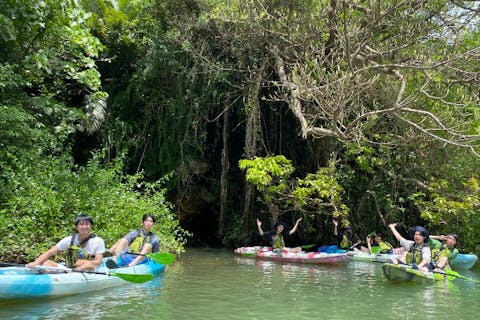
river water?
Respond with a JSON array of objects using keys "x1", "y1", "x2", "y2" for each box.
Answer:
[{"x1": 1, "y1": 248, "x2": 479, "y2": 320}]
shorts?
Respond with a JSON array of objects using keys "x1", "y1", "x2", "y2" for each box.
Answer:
[{"x1": 117, "y1": 253, "x2": 148, "y2": 267}]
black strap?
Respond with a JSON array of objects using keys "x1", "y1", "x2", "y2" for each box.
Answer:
[{"x1": 70, "y1": 233, "x2": 96, "y2": 246}]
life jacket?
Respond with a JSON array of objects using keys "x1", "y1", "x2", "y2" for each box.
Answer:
[
  {"x1": 406, "y1": 243, "x2": 425, "y2": 264},
  {"x1": 378, "y1": 241, "x2": 393, "y2": 253},
  {"x1": 65, "y1": 234, "x2": 95, "y2": 268},
  {"x1": 429, "y1": 244, "x2": 452, "y2": 270},
  {"x1": 271, "y1": 234, "x2": 285, "y2": 249},
  {"x1": 129, "y1": 229, "x2": 152, "y2": 253},
  {"x1": 340, "y1": 234, "x2": 352, "y2": 249}
]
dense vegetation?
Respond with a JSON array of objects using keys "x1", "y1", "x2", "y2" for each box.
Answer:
[{"x1": 1, "y1": 0, "x2": 479, "y2": 261}]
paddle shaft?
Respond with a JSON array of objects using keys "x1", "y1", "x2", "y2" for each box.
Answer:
[
  {"x1": 33, "y1": 265, "x2": 155, "y2": 283},
  {"x1": 112, "y1": 251, "x2": 175, "y2": 264}
]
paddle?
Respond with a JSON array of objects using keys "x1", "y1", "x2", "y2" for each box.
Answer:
[
  {"x1": 38, "y1": 265, "x2": 155, "y2": 283},
  {"x1": 0, "y1": 262, "x2": 154, "y2": 283},
  {"x1": 349, "y1": 240, "x2": 362, "y2": 250},
  {"x1": 122, "y1": 252, "x2": 175, "y2": 265},
  {"x1": 0, "y1": 262, "x2": 24, "y2": 267},
  {"x1": 301, "y1": 244, "x2": 315, "y2": 250},
  {"x1": 432, "y1": 269, "x2": 479, "y2": 282},
  {"x1": 110, "y1": 251, "x2": 175, "y2": 265}
]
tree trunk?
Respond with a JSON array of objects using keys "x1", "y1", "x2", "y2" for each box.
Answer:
[
  {"x1": 218, "y1": 103, "x2": 230, "y2": 238},
  {"x1": 241, "y1": 69, "x2": 264, "y2": 240}
]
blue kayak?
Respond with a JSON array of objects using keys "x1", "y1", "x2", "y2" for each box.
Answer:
[
  {"x1": 0, "y1": 258, "x2": 165, "y2": 301},
  {"x1": 450, "y1": 254, "x2": 478, "y2": 270}
]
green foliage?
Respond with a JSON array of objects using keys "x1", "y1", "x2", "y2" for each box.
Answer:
[
  {"x1": 239, "y1": 155, "x2": 294, "y2": 190},
  {"x1": 0, "y1": 153, "x2": 188, "y2": 263},
  {"x1": 239, "y1": 156, "x2": 349, "y2": 222}
]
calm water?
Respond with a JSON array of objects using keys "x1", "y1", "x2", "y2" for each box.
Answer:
[{"x1": 1, "y1": 248, "x2": 479, "y2": 320}]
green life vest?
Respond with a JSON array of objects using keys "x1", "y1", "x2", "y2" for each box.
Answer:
[
  {"x1": 378, "y1": 241, "x2": 393, "y2": 253},
  {"x1": 65, "y1": 234, "x2": 95, "y2": 268},
  {"x1": 340, "y1": 235, "x2": 352, "y2": 249},
  {"x1": 129, "y1": 229, "x2": 152, "y2": 253},
  {"x1": 432, "y1": 244, "x2": 450, "y2": 261},
  {"x1": 272, "y1": 234, "x2": 285, "y2": 249},
  {"x1": 406, "y1": 243, "x2": 425, "y2": 264}
]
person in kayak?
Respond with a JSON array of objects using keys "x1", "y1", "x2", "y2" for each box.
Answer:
[
  {"x1": 256, "y1": 218, "x2": 303, "y2": 253},
  {"x1": 366, "y1": 231, "x2": 394, "y2": 254},
  {"x1": 388, "y1": 223, "x2": 431, "y2": 271},
  {"x1": 109, "y1": 213, "x2": 160, "y2": 267},
  {"x1": 429, "y1": 233, "x2": 459, "y2": 271},
  {"x1": 27, "y1": 213, "x2": 106, "y2": 271},
  {"x1": 366, "y1": 231, "x2": 393, "y2": 254},
  {"x1": 333, "y1": 219, "x2": 360, "y2": 250}
]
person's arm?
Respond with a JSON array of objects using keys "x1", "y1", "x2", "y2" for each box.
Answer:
[
  {"x1": 332, "y1": 219, "x2": 339, "y2": 236},
  {"x1": 76, "y1": 252, "x2": 104, "y2": 270},
  {"x1": 109, "y1": 238, "x2": 122, "y2": 254},
  {"x1": 26, "y1": 246, "x2": 60, "y2": 268},
  {"x1": 289, "y1": 218, "x2": 302, "y2": 235},
  {"x1": 418, "y1": 247, "x2": 431, "y2": 269},
  {"x1": 366, "y1": 236, "x2": 372, "y2": 253},
  {"x1": 76, "y1": 238, "x2": 106, "y2": 270},
  {"x1": 429, "y1": 235, "x2": 446, "y2": 241},
  {"x1": 388, "y1": 223, "x2": 405, "y2": 242},
  {"x1": 256, "y1": 218, "x2": 264, "y2": 236},
  {"x1": 151, "y1": 235, "x2": 160, "y2": 253}
]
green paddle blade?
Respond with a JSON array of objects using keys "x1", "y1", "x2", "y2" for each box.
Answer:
[
  {"x1": 146, "y1": 252, "x2": 175, "y2": 265},
  {"x1": 443, "y1": 270, "x2": 479, "y2": 282},
  {"x1": 111, "y1": 272, "x2": 155, "y2": 283},
  {"x1": 301, "y1": 244, "x2": 315, "y2": 250}
]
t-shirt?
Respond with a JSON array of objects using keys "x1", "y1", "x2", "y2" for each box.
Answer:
[
  {"x1": 56, "y1": 234, "x2": 106, "y2": 256},
  {"x1": 400, "y1": 238, "x2": 431, "y2": 264},
  {"x1": 123, "y1": 229, "x2": 160, "y2": 253}
]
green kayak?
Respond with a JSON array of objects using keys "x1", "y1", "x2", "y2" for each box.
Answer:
[{"x1": 381, "y1": 263, "x2": 455, "y2": 283}]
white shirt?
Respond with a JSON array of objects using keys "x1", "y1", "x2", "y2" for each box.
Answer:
[
  {"x1": 56, "y1": 234, "x2": 106, "y2": 255},
  {"x1": 400, "y1": 238, "x2": 431, "y2": 264}
]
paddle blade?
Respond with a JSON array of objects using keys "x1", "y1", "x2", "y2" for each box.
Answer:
[
  {"x1": 111, "y1": 272, "x2": 155, "y2": 283},
  {"x1": 147, "y1": 253, "x2": 175, "y2": 265}
]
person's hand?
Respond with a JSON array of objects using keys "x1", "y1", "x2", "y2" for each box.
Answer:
[
  {"x1": 26, "y1": 262, "x2": 36, "y2": 269},
  {"x1": 256, "y1": 218, "x2": 262, "y2": 227},
  {"x1": 296, "y1": 217, "x2": 303, "y2": 224},
  {"x1": 388, "y1": 223, "x2": 397, "y2": 229},
  {"x1": 332, "y1": 219, "x2": 338, "y2": 226}
]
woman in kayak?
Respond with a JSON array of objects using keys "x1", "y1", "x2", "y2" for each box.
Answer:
[
  {"x1": 388, "y1": 223, "x2": 431, "y2": 271},
  {"x1": 27, "y1": 213, "x2": 106, "y2": 271},
  {"x1": 256, "y1": 218, "x2": 303, "y2": 253},
  {"x1": 109, "y1": 213, "x2": 160, "y2": 267},
  {"x1": 366, "y1": 231, "x2": 394, "y2": 254}
]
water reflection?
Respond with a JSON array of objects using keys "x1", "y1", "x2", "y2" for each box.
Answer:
[
  {"x1": 1, "y1": 249, "x2": 479, "y2": 320},
  {"x1": 0, "y1": 276, "x2": 165, "y2": 320}
]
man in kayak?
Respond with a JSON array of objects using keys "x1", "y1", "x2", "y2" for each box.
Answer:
[
  {"x1": 256, "y1": 218, "x2": 303, "y2": 253},
  {"x1": 109, "y1": 213, "x2": 160, "y2": 267},
  {"x1": 27, "y1": 213, "x2": 106, "y2": 271},
  {"x1": 388, "y1": 223, "x2": 431, "y2": 271},
  {"x1": 429, "y1": 233, "x2": 459, "y2": 271}
]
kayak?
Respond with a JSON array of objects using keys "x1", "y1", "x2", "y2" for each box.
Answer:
[
  {"x1": 381, "y1": 263, "x2": 455, "y2": 283},
  {"x1": 349, "y1": 251, "x2": 400, "y2": 263},
  {"x1": 0, "y1": 258, "x2": 165, "y2": 301},
  {"x1": 234, "y1": 246, "x2": 349, "y2": 265},
  {"x1": 450, "y1": 254, "x2": 478, "y2": 270}
]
